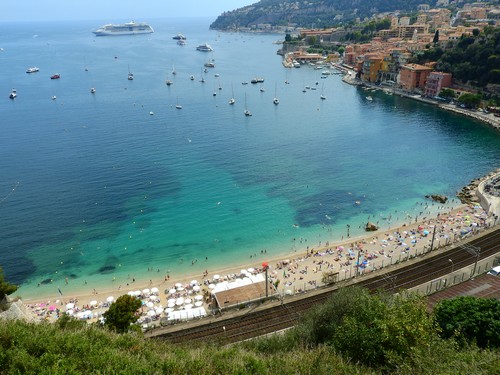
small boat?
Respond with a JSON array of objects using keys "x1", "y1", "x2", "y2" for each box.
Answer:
[
  {"x1": 172, "y1": 33, "x2": 186, "y2": 40},
  {"x1": 26, "y1": 67, "x2": 39, "y2": 73},
  {"x1": 229, "y1": 84, "x2": 235, "y2": 105},
  {"x1": 172, "y1": 64, "x2": 177, "y2": 76},
  {"x1": 214, "y1": 73, "x2": 220, "y2": 78},
  {"x1": 260, "y1": 86, "x2": 265, "y2": 92},
  {"x1": 51, "y1": 95, "x2": 57, "y2": 100},
  {"x1": 149, "y1": 111, "x2": 154, "y2": 115},
  {"x1": 321, "y1": 70, "x2": 331, "y2": 75},
  {"x1": 320, "y1": 83, "x2": 326, "y2": 100},
  {"x1": 251, "y1": 78, "x2": 264, "y2": 84},
  {"x1": 190, "y1": 75, "x2": 195, "y2": 80},
  {"x1": 166, "y1": 79, "x2": 173, "y2": 86},
  {"x1": 204, "y1": 62, "x2": 215, "y2": 68},
  {"x1": 50, "y1": 74, "x2": 60, "y2": 79},
  {"x1": 90, "y1": 87, "x2": 96, "y2": 93},
  {"x1": 241, "y1": 82, "x2": 248, "y2": 85},
  {"x1": 127, "y1": 65, "x2": 133, "y2": 80},
  {"x1": 9, "y1": 89, "x2": 17, "y2": 99},
  {"x1": 366, "y1": 96, "x2": 373, "y2": 101},
  {"x1": 175, "y1": 97, "x2": 182, "y2": 109}
]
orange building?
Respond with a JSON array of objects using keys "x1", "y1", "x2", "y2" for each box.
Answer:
[
  {"x1": 425, "y1": 72, "x2": 453, "y2": 97},
  {"x1": 399, "y1": 63, "x2": 433, "y2": 92}
]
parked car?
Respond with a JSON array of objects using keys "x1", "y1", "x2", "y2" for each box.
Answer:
[{"x1": 487, "y1": 266, "x2": 500, "y2": 276}]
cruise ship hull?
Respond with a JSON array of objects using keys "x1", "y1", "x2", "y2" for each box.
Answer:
[{"x1": 93, "y1": 22, "x2": 154, "y2": 36}]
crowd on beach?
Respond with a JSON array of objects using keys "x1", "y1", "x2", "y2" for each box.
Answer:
[{"x1": 22, "y1": 197, "x2": 497, "y2": 328}]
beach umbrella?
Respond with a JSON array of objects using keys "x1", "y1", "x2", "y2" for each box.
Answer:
[
  {"x1": 76, "y1": 311, "x2": 85, "y2": 319},
  {"x1": 177, "y1": 286, "x2": 185, "y2": 292},
  {"x1": 106, "y1": 296, "x2": 114, "y2": 303},
  {"x1": 194, "y1": 301, "x2": 203, "y2": 307},
  {"x1": 146, "y1": 302, "x2": 154, "y2": 308},
  {"x1": 194, "y1": 295, "x2": 203, "y2": 301},
  {"x1": 423, "y1": 230, "x2": 429, "y2": 236},
  {"x1": 208, "y1": 283, "x2": 215, "y2": 289},
  {"x1": 175, "y1": 297, "x2": 185, "y2": 306},
  {"x1": 192, "y1": 285, "x2": 201, "y2": 292},
  {"x1": 155, "y1": 306, "x2": 164, "y2": 315},
  {"x1": 240, "y1": 269, "x2": 247, "y2": 274},
  {"x1": 168, "y1": 288, "x2": 176, "y2": 294},
  {"x1": 167, "y1": 298, "x2": 176, "y2": 304},
  {"x1": 167, "y1": 301, "x2": 175, "y2": 308},
  {"x1": 165, "y1": 308, "x2": 175, "y2": 313},
  {"x1": 151, "y1": 287, "x2": 159, "y2": 294},
  {"x1": 142, "y1": 288, "x2": 150, "y2": 295},
  {"x1": 175, "y1": 282, "x2": 182, "y2": 288},
  {"x1": 184, "y1": 298, "x2": 192, "y2": 304},
  {"x1": 48, "y1": 305, "x2": 57, "y2": 311},
  {"x1": 134, "y1": 290, "x2": 141, "y2": 297},
  {"x1": 247, "y1": 268, "x2": 255, "y2": 273},
  {"x1": 89, "y1": 300, "x2": 98, "y2": 307},
  {"x1": 337, "y1": 246, "x2": 345, "y2": 251},
  {"x1": 190, "y1": 280, "x2": 198, "y2": 285},
  {"x1": 184, "y1": 304, "x2": 193, "y2": 310},
  {"x1": 66, "y1": 309, "x2": 74, "y2": 315},
  {"x1": 127, "y1": 291, "x2": 135, "y2": 296},
  {"x1": 65, "y1": 303, "x2": 75, "y2": 310},
  {"x1": 147, "y1": 310, "x2": 156, "y2": 317},
  {"x1": 213, "y1": 274, "x2": 220, "y2": 280}
]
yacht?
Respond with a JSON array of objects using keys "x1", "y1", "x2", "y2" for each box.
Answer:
[
  {"x1": 93, "y1": 21, "x2": 154, "y2": 36},
  {"x1": 366, "y1": 96, "x2": 373, "y2": 101},
  {"x1": 9, "y1": 89, "x2": 17, "y2": 99},
  {"x1": 50, "y1": 73, "x2": 60, "y2": 79},
  {"x1": 172, "y1": 33, "x2": 186, "y2": 40},
  {"x1": 90, "y1": 87, "x2": 96, "y2": 94},
  {"x1": 273, "y1": 83, "x2": 279, "y2": 105},
  {"x1": 26, "y1": 67, "x2": 39, "y2": 73},
  {"x1": 196, "y1": 44, "x2": 213, "y2": 52}
]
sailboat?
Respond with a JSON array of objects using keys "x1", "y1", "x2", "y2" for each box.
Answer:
[
  {"x1": 175, "y1": 96, "x2": 182, "y2": 109},
  {"x1": 127, "y1": 65, "x2": 134, "y2": 80},
  {"x1": 172, "y1": 64, "x2": 177, "y2": 76},
  {"x1": 199, "y1": 68, "x2": 205, "y2": 83},
  {"x1": 273, "y1": 83, "x2": 279, "y2": 105},
  {"x1": 228, "y1": 84, "x2": 235, "y2": 105},
  {"x1": 320, "y1": 83, "x2": 326, "y2": 100},
  {"x1": 166, "y1": 72, "x2": 173, "y2": 86},
  {"x1": 244, "y1": 93, "x2": 252, "y2": 116}
]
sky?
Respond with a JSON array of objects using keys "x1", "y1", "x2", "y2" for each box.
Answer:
[{"x1": 1, "y1": 0, "x2": 254, "y2": 22}]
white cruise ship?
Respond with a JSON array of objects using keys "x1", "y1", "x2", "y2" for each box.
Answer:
[{"x1": 93, "y1": 21, "x2": 154, "y2": 36}]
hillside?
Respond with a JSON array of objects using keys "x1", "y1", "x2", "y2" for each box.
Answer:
[{"x1": 210, "y1": 0, "x2": 436, "y2": 30}]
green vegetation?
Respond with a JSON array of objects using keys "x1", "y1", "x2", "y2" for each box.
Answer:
[
  {"x1": 434, "y1": 296, "x2": 500, "y2": 349},
  {"x1": 1, "y1": 286, "x2": 499, "y2": 374},
  {"x1": 103, "y1": 295, "x2": 142, "y2": 333},
  {"x1": 457, "y1": 93, "x2": 483, "y2": 109},
  {"x1": 0, "y1": 267, "x2": 18, "y2": 303},
  {"x1": 414, "y1": 27, "x2": 500, "y2": 87}
]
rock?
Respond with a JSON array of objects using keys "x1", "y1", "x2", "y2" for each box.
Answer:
[
  {"x1": 365, "y1": 222, "x2": 378, "y2": 231},
  {"x1": 426, "y1": 194, "x2": 448, "y2": 204}
]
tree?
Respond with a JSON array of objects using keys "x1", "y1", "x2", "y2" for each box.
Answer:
[
  {"x1": 457, "y1": 93, "x2": 482, "y2": 108},
  {"x1": 284, "y1": 33, "x2": 292, "y2": 42},
  {"x1": 434, "y1": 296, "x2": 500, "y2": 349},
  {"x1": 439, "y1": 88, "x2": 456, "y2": 99},
  {"x1": 103, "y1": 295, "x2": 142, "y2": 333},
  {"x1": 433, "y1": 30, "x2": 439, "y2": 44},
  {"x1": 0, "y1": 267, "x2": 18, "y2": 302}
]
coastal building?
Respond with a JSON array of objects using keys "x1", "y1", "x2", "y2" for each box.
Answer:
[
  {"x1": 399, "y1": 63, "x2": 433, "y2": 92},
  {"x1": 425, "y1": 72, "x2": 453, "y2": 98}
]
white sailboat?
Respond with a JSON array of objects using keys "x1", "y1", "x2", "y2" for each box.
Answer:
[
  {"x1": 229, "y1": 84, "x2": 235, "y2": 105},
  {"x1": 172, "y1": 64, "x2": 177, "y2": 76},
  {"x1": 175, "y1": 96, "x2": 182, "y2": 109},
  {"x1": 127, "y1": 65, "x2": 134, "y2": 80},
  {"x1": 320, "y1": 83, "x2": 326, "y2": 100},
  {"x1": 273, "y1": 83, "x2": 279, "y2": 105},
  {"x1": 244, "y1": 93, "x2": 252, "y2": 116}
]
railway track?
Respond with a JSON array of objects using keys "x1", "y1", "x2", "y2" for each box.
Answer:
[{"x1": 150, "y1": 228, "x2": 500, "y2": 344}]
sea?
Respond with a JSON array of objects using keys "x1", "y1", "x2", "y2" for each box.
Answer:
[{"x1": 1, "y1": 18, "x2": 499, "y2": 300}]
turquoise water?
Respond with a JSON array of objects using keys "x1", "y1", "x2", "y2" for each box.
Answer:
[{"x1": 1, "y1": 18, "x2": 499, "y2": 299}]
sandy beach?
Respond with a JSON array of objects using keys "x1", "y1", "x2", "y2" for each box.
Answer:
[{"x1": 22, "y1": 197, "x2": 497, "y2": 326}]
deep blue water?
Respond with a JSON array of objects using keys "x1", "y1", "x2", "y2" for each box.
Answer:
[{"x1": 1, "y1": 18, "x2": 499, "y2": 298}]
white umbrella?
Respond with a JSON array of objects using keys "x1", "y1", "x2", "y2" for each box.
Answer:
[
  {"x1": 65, "y1": 303, "x2": 75, "y2": 310},
  {"x1": 175, "y1": 282, "x2": 182, "y2": 288},
  {"x1": 184, "y1": 304, "x2": 193, "y2": 310},
  {"x1": 146, "y1": 302, "x2": 154, "y2": 308},
  {"x1": 190, "y1": 280, "x2": 199, "y2": 285},
  {"x1": 142, "y1": 288, "x2": 150, "y2": 295},
  {"x1": 213, "y1": 274, "x2": 220, "y2": 280},
  {"x1": 66, "y1": 309, "x2": 74, "y2": 315},
  {"x1": 240, "y1": 269, "x2": 248, "y2": 274},
  {"x1": 127, "y1": 291, "x2": 135, "y2": 296},
  {"x1": 194, "y1": 295, "x2": 204, "y2": 301},
  {"x1": 175, "y1": 297, "x2": 185, "y2": 306},
  {"x1": 76, "y1": 311, "x2": 85, "y2": 319},
  {"x1": 151, "y1": 287, "x2": 159, "y2": 294},
  {"x1": 147, "y1": 310, "x2": 156, "y2": 317},
  {"x1": 193, "y1": 285, "x2": 201, "y2": 292},
  {"x1": 134, "y1": 290, "x2": 141, "y2": 296},
  {"x1": 167, "y1": 301, "x2": 176, "y2": 308},
  {"x1": 165, "y1": 307, "x2": 175, "y2": 313},
  {"x1": 194, "y1": 301, "x2": 203, "y2": 307},
  {"x1": 106, "y1": 296, "x2": 114, "y2": 303},
  {"x1": 167, "y1": 298, "x2": 176, "y2": 304},
  {"x1": 155, "y1": 306, "x2": 164, "y2": 314},
  {"x1": 247, "y1": 268, "x2": 255, "y2": 273},
  {"x1": 177, "y1": 286, "x2": 185, "y2": 292},
  {"x1": 184, "y1": 298, "x2": 192, "y2": 304},
  {"x1": 89, "y1": 300, "x2": 98, "y2": 307},
  {"x1": 208, "y1": 283, "x2": 215, "y2": 289},
  {"x1": 83, "y1": 310, "x2": 93, "y2": 317},
  {"x1": 168, "y1": 288, "x2": 176, "y2": 294}
]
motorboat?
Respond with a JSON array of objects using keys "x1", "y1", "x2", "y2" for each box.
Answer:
[
  {"x1": 366, "y1": 96, "x2": 373, "y2": 101},
  {"x1": 90, "y1": 87, "x2": 96, "y2": 93},
  {"x1": 196, "y1": 44, "x2": 213, "y2": 52},
  {"x1": 204, "y1": 62, "x2": 215, "y2": 68},
  {"x1": 273, "y1": 83, "x2": 279, "y2": 105},
  {"x1": 9, "y1": 89, "x2": 16, "y2": 99},
  {"x1": 26, "y1": 67, "x2": 39, "y2": 73},
  {"x1": 128, "y1": 73, "x2": 134, "y2": 80},
  {"x1": 51, "y1": 95, "x2": 57, "y2": 100},
  {"x1": 190, "y1": 75, "x2": 195, "y2": 80},
  {"x1": 250, "y1": 78, "x2": 264, "y2": 84},
  {"x1": 244, "y1": 93, "x2": 252, "y2": 116},
  {"x1": 228, "y1": 98, "x2": 235, "y2": 105},
  {"x1": 50, "y1": 74, "x2": 60, "y2": 79},
  {"x1": 93, "y1": 21, "x2": 154, "y2": 36}
]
